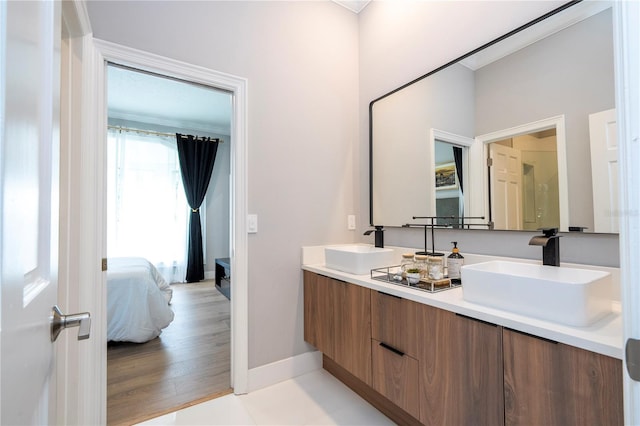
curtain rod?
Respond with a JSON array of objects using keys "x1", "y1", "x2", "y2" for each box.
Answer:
[{"x1": 107, "y1": 125, "x2": 223, "y2": 143}]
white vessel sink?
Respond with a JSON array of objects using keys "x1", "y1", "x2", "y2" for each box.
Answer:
[
  {"x1": 324, "y1": 245, "x2": 395, "y2": 275},
  {"x1": 461, "y1": 261, "x2": 613, "y2": 327}
]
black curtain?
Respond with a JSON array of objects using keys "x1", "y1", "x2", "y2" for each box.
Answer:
[
  {"x1": 453, "y1": 146, "x2": 464, "y2": 194},
  {"x1": 176, "y1": 133, "x2": 219, "y2": 282}
]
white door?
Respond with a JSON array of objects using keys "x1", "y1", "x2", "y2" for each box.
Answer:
[
  {"x1": 490, "y1": 143, "x2": 522, "y2": 230},
  {"x1": 0, "y1": 2, "x2": 67, "y2": 424},
  {"x1": 589, "y1": 108, "x2": 618, "y2": 233}
]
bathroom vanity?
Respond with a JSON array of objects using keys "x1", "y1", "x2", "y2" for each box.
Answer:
[{"x1": 302, "y1": 245, "x2": 623, "y2": 426}]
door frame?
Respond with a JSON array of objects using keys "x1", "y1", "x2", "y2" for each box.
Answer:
[
  {"x1": 614, "y1": 0, "x2": 640, "y2": 423},
  {"x1": 428, "y1": 129, "x2": 474, "y2": 220},
  {"x1": 70, "y1": 38, "x2": 249, "y2": 424},
  {"x1": 93, "y1": 36, "x2": 250, "y2": 388},
  {"x1": 472, "y1": 115, "x2": 568, "y2": 231},
  {"x1": 588, "y1": 108, "x2": 618, "y2": 234},
  {"x1": 58, "y1": 2, "x2": 106, "y2": 424}
]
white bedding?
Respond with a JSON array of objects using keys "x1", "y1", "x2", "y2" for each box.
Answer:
[{"x1": 107, "y1": 257, "x2": 175, "y2": 343}]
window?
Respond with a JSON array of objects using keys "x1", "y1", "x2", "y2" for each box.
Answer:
[{"x1": 107, "y1": 129, "x2": 193, "y2": 283}]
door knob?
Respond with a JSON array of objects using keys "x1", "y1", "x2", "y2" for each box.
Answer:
[
  {"x1": 626, "y1": 338, "x2": 640, "y2": 381},
  {"x1": 51, "y1": 305, "x2": 91, "y2": 342}
]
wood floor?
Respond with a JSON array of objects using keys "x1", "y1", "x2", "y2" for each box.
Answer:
[{"x1": 107, "y1": 280, "x2": 231, "y2": 426}]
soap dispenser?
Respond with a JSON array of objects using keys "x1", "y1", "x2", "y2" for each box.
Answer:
[{"x1": 447, "y1": 242, "x2": 464, "y2": 284}]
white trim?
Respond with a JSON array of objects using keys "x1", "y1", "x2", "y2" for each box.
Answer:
[
  {"x1": 59, "y1": 3, "x2": 105, "y2": 424},
  {"x1": 92, "y1": 39, "x2": 250, "y2": 404},
  {"x1": 613, "y1": 0, "x2": 640, "y2": 423},
  {"x1": 247, "y1": 351, "x2": 322, "y2": 393},
  {"x1": 63, "y1": 35, "x2": 110, "y2": 425},
  {"x1": 58, "y1": 33, "x2": 108, "y2": 425},
  {"x1": 86, "y1": 36, "x2": 109, "y2": 424},
  {"x1": 473, "y1": 115, "x2": 569, "y2": 231},
  {"x1": 430, "y1": 129, "x2": 475, "y2": 221},
  {"x1": 432, "y1": 128, "x2": 475, "y2": 148},
  {"x1": 94, "y1": 40, "x2": 243, "y2": 96}
]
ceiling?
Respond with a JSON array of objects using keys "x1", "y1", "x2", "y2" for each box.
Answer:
[
  {"x1": 107, "y1": 65, "x2": 232, "y2": 136},
  {"x1": 332, "y1": 0, "x2": 370, "y2": 14}
]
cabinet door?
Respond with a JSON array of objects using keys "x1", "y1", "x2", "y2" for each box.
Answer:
[
  {"x1": 334, "y1": 281, "x2": 372, "y2": 386},
  {"x1": 303, "y1": 271, "x2": 335, "y2": 359},
  {"x1": 372, "y1": 339, "x2": 420, "y2": 419},
  {"x1": 371, "y1": 291, "x2": 418, "y2": 358},
  {"x1": 419, "y1": 307, "x2": 504, "y2": 426},
  {"x1": 503, "y1": 328, "x2": 623, "y2": 426}
]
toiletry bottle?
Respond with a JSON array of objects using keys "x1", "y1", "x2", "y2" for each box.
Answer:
[{"x1": 447, "y1": 242, "x2": 464, "y2": 284}]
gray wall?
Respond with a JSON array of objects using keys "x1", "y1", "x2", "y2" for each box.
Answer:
[
  {"x1": 372, "y1": 63, "x2": 475, "y2": 225},
  {"x1": 204, "y1": 137, "x2": 231, "y2": 274},
  {"x1": 89, "y1": 0, "x2": 621, "y2": 374},
  {"x1": 475, "y1": 8, "x2": 615, "y2": 231},
  {"x1": 88, "y1": 0, "x2": 360, "y2": 369},
  {"x1": 358, "y1": 1, "x2": 619, "y2": 267}
]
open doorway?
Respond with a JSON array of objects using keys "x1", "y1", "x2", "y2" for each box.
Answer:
[
  {"x1": 475, "y1": 115, "x2": 569, "y2": 232},
  {"x1": 105, "y1": 64, "x2": 233, "y2": 424},
  {"x1": 488, "y1": 129, "x2": 559, "y2": 231}
]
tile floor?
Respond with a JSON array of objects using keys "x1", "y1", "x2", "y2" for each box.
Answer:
[{"x1": 137, "y1": 369, "x2": 395, "y2": 425}]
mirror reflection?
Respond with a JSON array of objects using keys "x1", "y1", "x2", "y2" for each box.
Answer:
[
  {"x1": 435, "y1": 140, "x2": 465, "y2": 227},
  {"x1": 488, "y1": 130, "x2": 559, "y2": 231},
  {"x1": 370, "y1": 1, "x2": 615, "y2": 233}
]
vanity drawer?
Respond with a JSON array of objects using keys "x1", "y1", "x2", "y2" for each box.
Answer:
[
  {"x1": 371, "y1": 339, "x2": 420, "y2": 420},
  {"x1": 371, "y1": 290, "x2": 418, "y2": 358}
]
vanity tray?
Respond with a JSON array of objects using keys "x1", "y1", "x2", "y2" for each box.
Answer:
[{"x1": 370, "y1": 265, "x2": 461, "y2": 293}]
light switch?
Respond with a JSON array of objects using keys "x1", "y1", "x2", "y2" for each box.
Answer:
[
  {"x1": 348, "y1": 215, "x2": 356, "y2": 230},
  {"x1": 247, "y1": 214, "x2": 258, "y2": 233}
]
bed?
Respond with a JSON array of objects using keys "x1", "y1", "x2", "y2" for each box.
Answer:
[{"x1": 107, "y1": 257, "x2": 175, "y2": 343}]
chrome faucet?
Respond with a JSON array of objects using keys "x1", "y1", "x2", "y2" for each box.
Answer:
[
  {"x1": 364, "y1": 226, "x2": 385, "y2": 248},
  {"x1": 529, "y1": 228, "x2": 561, "y2": 266}
]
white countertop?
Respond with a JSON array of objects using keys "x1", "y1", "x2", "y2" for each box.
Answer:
[{"x1": 302, "y1": 245, "x2": 623, "y2": 360}]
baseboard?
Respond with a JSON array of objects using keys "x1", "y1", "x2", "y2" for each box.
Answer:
[
  {"x1": 204, "y1": 270, "x2": 215, "y2": 280},
  {"x1": 246, "y1": 351, "x2": 322, "y2": 393}
]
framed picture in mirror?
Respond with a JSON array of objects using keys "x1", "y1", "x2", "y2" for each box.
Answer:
[{"x1": 435, "y1": 162, "x2": 457, "y2": 190}]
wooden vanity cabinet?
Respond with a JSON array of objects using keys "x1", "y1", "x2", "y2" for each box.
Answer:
[
  {"x1": 371, "y1": 291, "x2": 419, "y2": 357},
  {"x1": 371, "y1": 291, "x2": 503, "y2": 425},
  {"x1": 303, "y1": 271, "x2": 335, "y2": 358},
  {"x1": 371, "y1": 339, "x2": 420, "y2": 419},
  {"x1": 371, "y1": 291, "x2": 420, "y2": 419},
  {"x1": 333, "y1": 279, "x2": 372, "y2": 386},
  {"x1": 303, "y1": 271, "x2": 372, "y2": 385},
  {"x1": 418, "y1": 306, "x2": 504, "y2": 426},
  {"x1": 304, "y1": 271, "x2": 623, "y2": 426},
  {"x1": 503, "y1": 328, "x2": 623, "y2": 426}
]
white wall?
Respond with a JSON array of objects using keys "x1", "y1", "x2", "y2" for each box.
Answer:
[
  {"x1": 358, "y1": 1, "x2": 620, "y2": 267},
  {"x1": 87, "y1": 1, "x2": 360, "y2": 369}
]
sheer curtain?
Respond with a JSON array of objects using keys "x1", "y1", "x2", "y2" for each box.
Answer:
[{"x1": 107, "y1": 129, "x2": 190, "y2": 283}]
